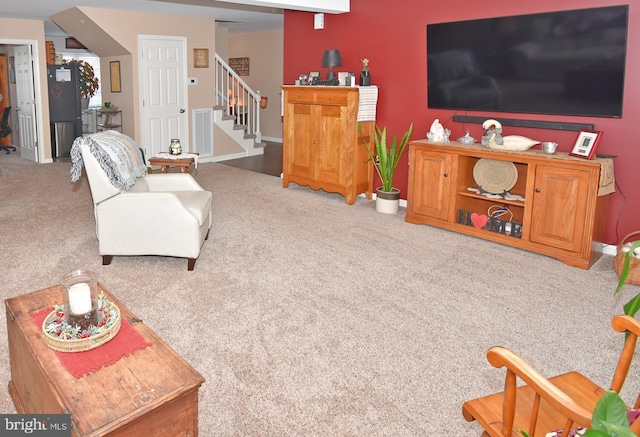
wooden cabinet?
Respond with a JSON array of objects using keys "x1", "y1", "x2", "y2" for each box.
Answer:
[
  {"x1": 406, "y1": 140, "x2": 609, "y2": 269},
  {"x1": 529, "y1": 164, "x2": 592, "y2": 253},
  {"x1": 282, "y1": 86, "x2": 373, "y2": 204},
  {"x1": 407, "y1": 148, "x2": 454, "y2": 221}
]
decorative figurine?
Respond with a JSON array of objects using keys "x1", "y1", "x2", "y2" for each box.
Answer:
[
  {"x1": 457, "y1": 130, "x2": 477, "y2": 145},
  {"x1": 427, "y1": 119, "x2": 451, "y2": 143},
  {"x1": 360, "y1": 57, "x2": 370, "y2": 86},
  {"x1": 481, "y1": 119, "x2": 539, "y2": 151}
]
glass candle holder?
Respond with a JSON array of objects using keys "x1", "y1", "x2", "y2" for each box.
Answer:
[
  {"x1": 169, "y1": 139, "x2": 182, "y2": 155},
  {"x1": 60, "y1": 269, "x2": 99, "y2": 330}
]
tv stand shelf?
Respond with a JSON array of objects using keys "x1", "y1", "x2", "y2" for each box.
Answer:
[
  {"x1": 457, "y1": 191, "x2": 524, "y2": 208},
  {"x1": 405, "y1": 140, "x2": 610, "y2": 269}
]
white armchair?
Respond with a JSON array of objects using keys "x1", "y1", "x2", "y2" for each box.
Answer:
[{"x1": 71, "y1": 131, "x2": 212, "y2": 271}]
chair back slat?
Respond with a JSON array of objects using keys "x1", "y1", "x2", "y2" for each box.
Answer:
[
  {"x1": 610, "y1": 316, "x2": 639, "y2": 393},
  {"x1": 528, "y1": 393, "x2": 541, "y2": 436},
  {"x1": 503, "y1": 369, "x2": 517, "y2": 436}
]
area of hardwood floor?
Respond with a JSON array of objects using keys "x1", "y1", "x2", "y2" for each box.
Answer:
[{"x1": 219, "y1": 141, "x2": 282, "y2": 177}]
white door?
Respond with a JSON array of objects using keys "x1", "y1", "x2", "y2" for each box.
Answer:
[
  {"x1": 14, "y1": 45, "x2": 38, "y2": 162},
  {"x1": 140, "y1": 36, "x2": 188, "y2": 158}
]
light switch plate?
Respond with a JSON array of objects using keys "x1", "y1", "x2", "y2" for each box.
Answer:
[{"x1": 314, "y1": 13, "x2": 324, "y2": 30}]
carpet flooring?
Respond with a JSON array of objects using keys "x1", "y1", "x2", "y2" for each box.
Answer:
[{"x1": 0, "y1": 153, "x2": 638, "y2": 435}]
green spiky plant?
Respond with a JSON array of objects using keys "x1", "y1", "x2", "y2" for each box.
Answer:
[
  {"x1": 360, "y1": 123, "x2": 413, "y2": 193},
  {"x1": 519, "y1": 390, "x2": 637, "y2": 437},
  {"x1": 615, "y1": 240, "x2": 640, "y2": 318}
]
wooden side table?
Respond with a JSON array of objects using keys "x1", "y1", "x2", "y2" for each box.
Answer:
[
  {"x1": 5, "y1": 284, "x2": 205, "y2": 436},
  {"x1": 148, "y1": 155, "x2": 196, "y2": 173}
]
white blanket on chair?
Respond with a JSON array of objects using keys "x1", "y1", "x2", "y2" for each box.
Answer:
[{"x1": 70, "y1": 130, "x2": 147, "y2": 190}]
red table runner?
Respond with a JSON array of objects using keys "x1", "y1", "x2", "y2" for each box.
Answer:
[{"x1": 31, "y1": 307, "x2": 151, "y2": 379}]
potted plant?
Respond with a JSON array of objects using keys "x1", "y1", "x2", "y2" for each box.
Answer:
[
  {"x1": 64, "y1": 59, "x2": 99, "y2": 108},
  {"x1": 361, "y1": 123, "x2": 413, "y2": 214}
]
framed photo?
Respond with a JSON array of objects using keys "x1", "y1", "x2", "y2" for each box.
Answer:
[
  {"x1": 109, "y1": 61, "x2": 121, "y2": 93},
  {"x1": 193, "y1": 48, "x2": 209, "y2": 68},
  {"x1": 308, "y1": 71, "x2": 320, "y2": 85},
  {"x1": 570, "y1": 130, "x2": 603, "y2": 160}
]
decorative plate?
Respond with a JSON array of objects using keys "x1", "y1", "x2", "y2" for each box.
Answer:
[{"x1": 473, "y1": 159, "x2": 518, "y2": 194}]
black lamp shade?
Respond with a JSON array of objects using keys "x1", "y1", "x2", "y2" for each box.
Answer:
[{"x1": 322, "y1": 50, "x2": 342, "y2": 68}]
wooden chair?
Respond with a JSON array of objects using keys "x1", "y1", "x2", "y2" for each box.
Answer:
[{"x1": 462, "y1": 315, "x2": 640, "y2": 437}]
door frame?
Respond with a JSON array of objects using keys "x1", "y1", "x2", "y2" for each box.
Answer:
[{"x1": 0, "y1": 38, "x2": 46, "y2": 163}]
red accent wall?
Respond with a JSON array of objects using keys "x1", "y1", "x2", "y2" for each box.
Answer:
[{"x1": 283, "y1": 0, "x2": 640, "y2": 245}]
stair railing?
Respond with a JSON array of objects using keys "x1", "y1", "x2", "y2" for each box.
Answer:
[{"x1": 214, "y1": 53, "x2": 262, "y2": 143}]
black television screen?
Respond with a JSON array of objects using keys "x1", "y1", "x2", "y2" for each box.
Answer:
[{"x1": 426, "y1": 6, "x2": 629, "y2": 118}]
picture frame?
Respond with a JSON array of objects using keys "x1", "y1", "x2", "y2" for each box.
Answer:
[
  {"x1": 308, "y1": 71, "x2": 320, "y2": 85},
  {"x1": 570, "y1": 130, "x2": 603, "y2": 160},
  {"x1": 193, "y1": 48, "x2": 209, "y2": 68},
  {"x1": 110, "y1": 61, "x2": 121, "y2": 93},
  {"x1": 229, "y1": 57, "x2": 249, "y2": 76},
  {"x1": 338, "y1": 72, "x2": 349, "y2": 86}
]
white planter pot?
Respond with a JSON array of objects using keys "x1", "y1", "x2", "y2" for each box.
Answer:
[{"x1": 375, "y1": 188, "x2": 400, "y2": 214}]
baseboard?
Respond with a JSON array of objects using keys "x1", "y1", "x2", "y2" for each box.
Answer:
[
  {"x1": 262, "y1": 136, "x2": 282, "y2": 143},
  {"x1": 198, "y1": 152, "x2": 249, "y2": 164}
]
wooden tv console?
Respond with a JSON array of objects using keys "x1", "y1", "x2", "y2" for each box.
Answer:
[{"x1": 405, "y1": 140, "x2": 611, "y2": 269}]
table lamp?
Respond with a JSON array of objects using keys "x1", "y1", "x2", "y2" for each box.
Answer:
[{"x1": 322, "y1": 49, "x2": 342, "y2": 81}]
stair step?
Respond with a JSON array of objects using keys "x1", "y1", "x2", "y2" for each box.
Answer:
[
  {"x1": 213, "y1": 105, "x2": 226, "y2": 111},
  {"x1": 233, "y1": 124, "x2": 247, "y2": 130},
  {"x1": 253, "y1": 142, "x2": 267, "y2": 148}
]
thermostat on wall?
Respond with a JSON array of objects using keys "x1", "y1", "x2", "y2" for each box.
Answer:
[{"x1": 314, "y1": 13, "x2": 324, "y2": 30}]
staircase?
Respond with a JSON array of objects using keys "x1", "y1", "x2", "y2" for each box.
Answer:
[{"x1": 213, "y1": 54, "x2": 265, "y2": 155}]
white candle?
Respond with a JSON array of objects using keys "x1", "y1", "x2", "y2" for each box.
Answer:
[{"x1": 68, "y1": 283, "x2": 92, "y2": 314}]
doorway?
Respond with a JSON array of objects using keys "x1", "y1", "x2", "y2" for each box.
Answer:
[
  {"x1": 0, "y1": 53, "x2": 12, "y2": 148},
  {"x1": 0, "y1": 39, "x2": 45, "y2": 163},
  {"x1": 139, "y1": 35, "x2": 189, "y2": 158}
]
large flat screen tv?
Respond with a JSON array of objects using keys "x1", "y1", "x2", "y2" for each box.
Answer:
[{"x1": 426, "y1": 6, "x2": 628, "y2": 118}]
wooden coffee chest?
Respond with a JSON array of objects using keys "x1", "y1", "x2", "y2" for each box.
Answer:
[{"x1": 5, "y1": 284, "x2": 205, "y2": 436}]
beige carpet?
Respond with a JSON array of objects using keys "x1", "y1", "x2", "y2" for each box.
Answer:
[{"x1": 0, "y1": 153, "x2": 638, "y2": 435}]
